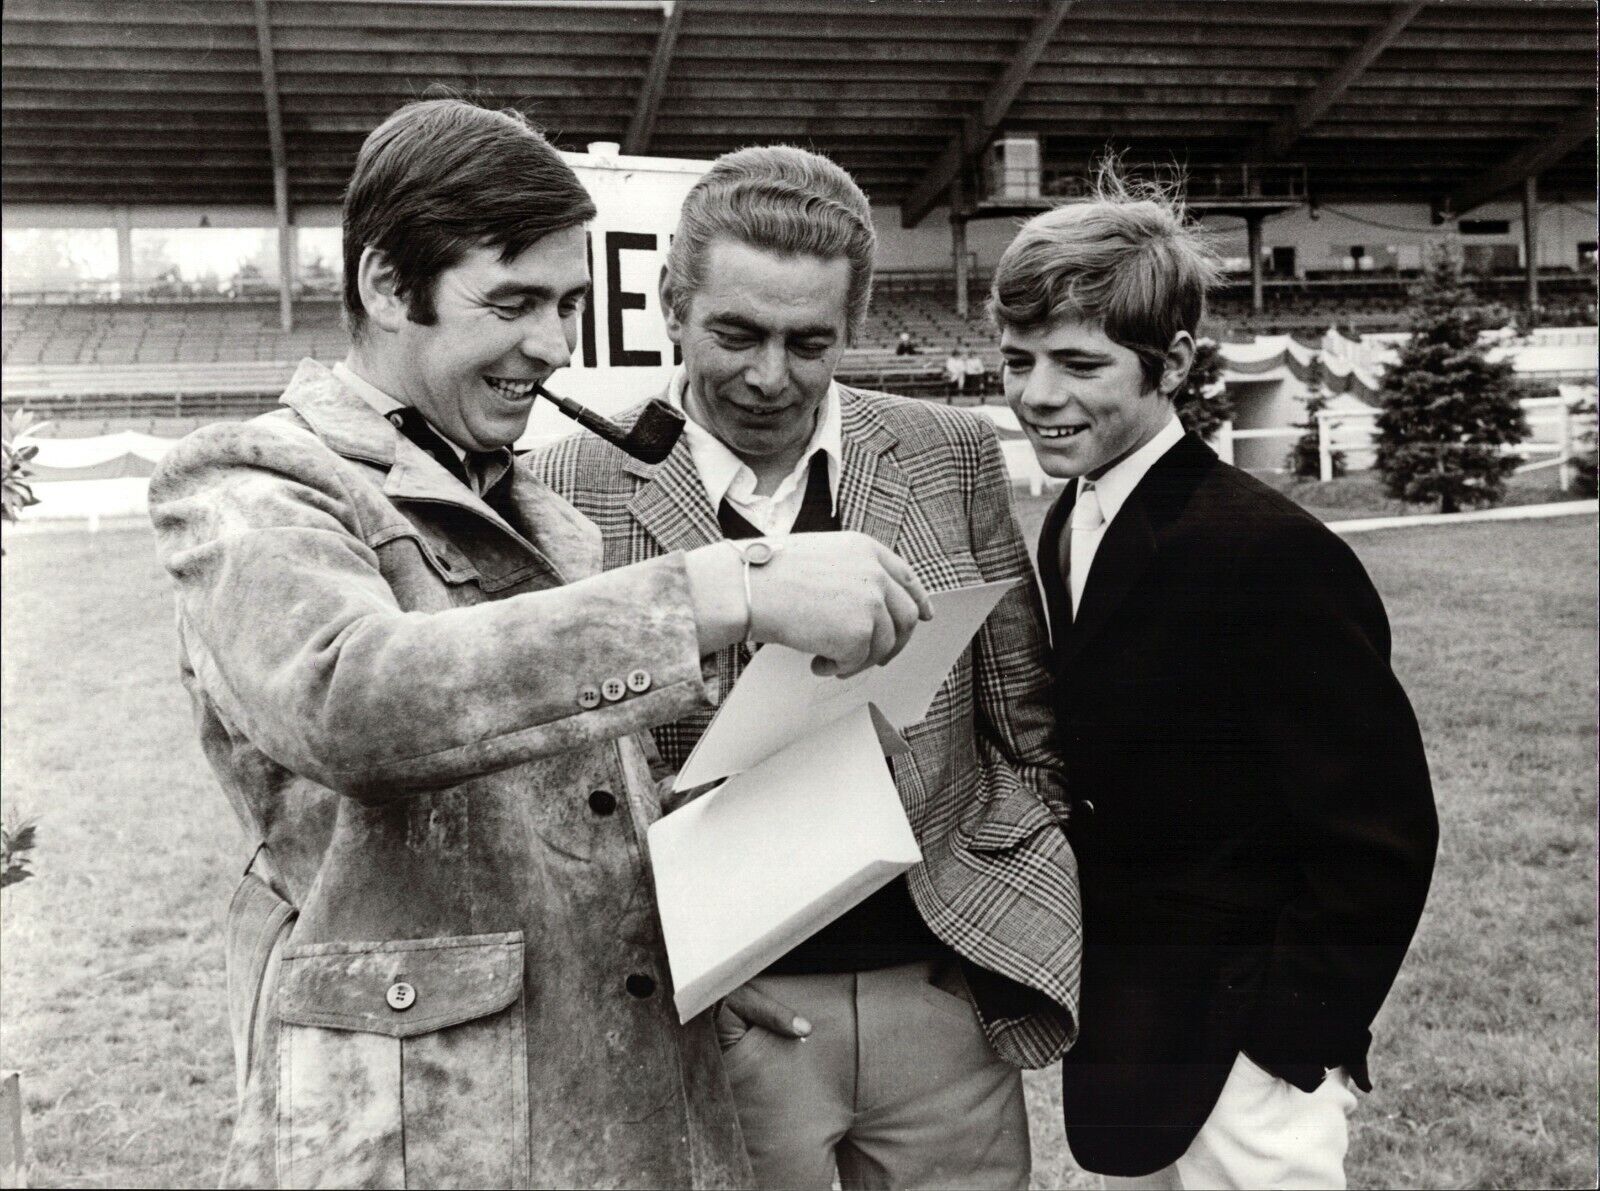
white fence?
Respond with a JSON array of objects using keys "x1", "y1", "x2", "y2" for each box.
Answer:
[{"x1": 1308, "y1": 393, "x2": 1596, "y2": 487}]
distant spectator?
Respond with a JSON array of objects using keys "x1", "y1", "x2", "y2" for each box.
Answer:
[
  {"x1": 945, "y1": 342, "x2": 966, "y2": 395},
  {"x1": 964, "y1": 347, "x2": 987, "y2": 395},
  {"x1": 895, "y1": 330, "x2": 917, "y2": 355}
]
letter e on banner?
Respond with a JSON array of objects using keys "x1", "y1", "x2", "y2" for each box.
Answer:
[{"x1": 520, "y1": 151, "x2": 709, "y2": 446}]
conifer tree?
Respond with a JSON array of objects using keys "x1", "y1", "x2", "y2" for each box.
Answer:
[
  {"x1": 1175, "y1": 336, "x2": 1232, "y2": 443},
  {"x1": 1374, "y1": 246, "x2": 1526, "y2": 513}
]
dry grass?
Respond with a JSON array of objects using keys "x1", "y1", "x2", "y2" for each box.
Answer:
[{"x1": 1, "y1": 511, "x2": 1595, "y2": 1188}]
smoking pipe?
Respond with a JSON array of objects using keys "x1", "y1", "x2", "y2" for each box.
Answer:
[{"x1": 534, "y1": 384, "x2": 685, "y2": 465}]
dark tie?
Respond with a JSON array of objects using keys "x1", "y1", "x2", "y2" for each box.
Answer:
[{"x1": 386, "y1": 407, "x2": 512, "y2": 507}]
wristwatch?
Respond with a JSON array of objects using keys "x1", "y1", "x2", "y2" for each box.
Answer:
[{"x1": 730, "y1": 538, "x2": 779, "y2": 643}]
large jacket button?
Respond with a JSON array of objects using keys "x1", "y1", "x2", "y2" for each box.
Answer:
[
  {"x1": 626, "y1": 973, "x2": 656, "y2": 999},
  {"x1": 589, "y1": 789, "x2": 617, "y2": 816},
  {"x1": 386, "y1": 982, "x2": 417, "y2": 1011}
]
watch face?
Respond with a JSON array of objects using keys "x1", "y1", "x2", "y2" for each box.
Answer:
[{"x1": 745, "y1": 540, "x2": 775, "y2": 565}]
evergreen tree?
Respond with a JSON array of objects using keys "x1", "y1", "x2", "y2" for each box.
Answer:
[
  {"x1": 1374, "y1": 247, "x2": 1526, "y2": 513},
  {"x1": 1175, "y1": 336, "x2": 1232, "y2": 443},
  {"x1": 1288, "y1": 356, "x2": 1344, "y2": 479},
  {"x1": 1570, "y1": 396, "x2": 1597, "y2": 499}
]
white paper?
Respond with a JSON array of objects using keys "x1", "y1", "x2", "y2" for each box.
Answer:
[
  {"x1": 674, "y1": 578, "x2": 1016, "y2": 790},
  {"x1": 649, "y1": 706, "x2": 922, "y2": 1022}
]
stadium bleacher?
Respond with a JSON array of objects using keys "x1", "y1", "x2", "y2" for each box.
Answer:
[{"x1": 3, "y1": 270, "x2": 1594, "y2": 426}]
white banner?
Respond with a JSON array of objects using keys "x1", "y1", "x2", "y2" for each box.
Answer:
[{"x1": 522, "y1": 149, "x2": 711, "y2": 444}]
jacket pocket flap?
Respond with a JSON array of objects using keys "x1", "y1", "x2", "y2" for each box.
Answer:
[
  {"x1": 964, "y1": 788, "x2": 1060, "y2": 852},
  {"x1": 370, "y1": 523, "x2": 480, "y2": 586},
  {"x1": 278, "y1": 931, "x2": 523, "y2": 1039}
]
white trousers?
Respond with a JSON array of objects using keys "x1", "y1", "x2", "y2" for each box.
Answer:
[{"x1": 1103, "y1": 1053, "x2": 1357, "y2": 1191}]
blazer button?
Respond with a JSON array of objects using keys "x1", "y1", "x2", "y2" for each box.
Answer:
[
  {"x1": 589, "y1": 789, "x2": 617, "y2": 816},
  {"x1": 386, "y1": 982, "x2": 417, "y2": 1011},
  {"x1": 601, "y1": 677, "x2": 627, "y2": 702},
  {"x1": 576, "y1": 685, "x2": 602, "y2": 710},
  {"x1": 626, "y1": 973, "x2": 656, "y2": 999},
  {"x1": 626, "y1": 669, "x2": 652, "y2": 693}
]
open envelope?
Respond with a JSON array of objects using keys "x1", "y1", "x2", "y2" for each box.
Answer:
[
  {"x1": 649, "y1": 579, "x2": 1016, "y2": 1022},
  {"x1": 673, "y1": 578, "x2": 1018, "y2": 790}
]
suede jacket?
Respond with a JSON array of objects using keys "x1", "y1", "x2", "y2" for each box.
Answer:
[{"x1": 148, "y1": 360, "x2": 752, "y2": 1189}]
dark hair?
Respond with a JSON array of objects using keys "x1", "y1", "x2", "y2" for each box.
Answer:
[
  {"x1": 342, "y1": 99, "x2": 597, "y2": 335},
  {"x1": 988, "y1": 166, "x2": 1219, "y2": 388},
  {"x1": 662, "y1": 145, "x2": 876, "y2": 339}
]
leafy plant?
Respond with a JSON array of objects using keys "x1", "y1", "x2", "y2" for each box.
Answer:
[
  {"x1": 1, "y1": 812, "x2": 38, "y2": 890},
  {"x1": 1374, "y1": 246, "x2": 1526, "y2": 513},
  {"x1": 2, "y1": 409, "x2": 43, "y2": 535},
  {"x1": 1569, "y1": 396, "x2": 1597, "y2": 499},
  {"x1": 1289, "y1": 356, "x2": 1345, "y2": 480}
]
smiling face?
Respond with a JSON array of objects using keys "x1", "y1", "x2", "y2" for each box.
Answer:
[
  {"x1": 353, "y1": 224, "x2": 590, "y2": 451},
  {"x1": 1001, "y1": 317, "x2": 1190, "y2": 480},
  {"x1": 664, "y1": 238, "x2": 850, "y2": 485}
]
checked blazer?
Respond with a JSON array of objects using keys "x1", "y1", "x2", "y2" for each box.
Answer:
[{"x1": 532, "y1": 385, "x2": 1082, "y2": 1067}]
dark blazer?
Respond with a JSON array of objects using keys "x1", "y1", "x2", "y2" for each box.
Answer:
[{"x1": 1038, "y1": 432, "x2": 1437, "y2": 1177}]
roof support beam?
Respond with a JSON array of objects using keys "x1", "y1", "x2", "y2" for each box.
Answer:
[
  {"x1": 253, "y1": 0, "x2": 294, "y2": 332},
  {"x1": 624, "y1": 1, "x2": 685, "y2": 155},
  {"x1": 1255, "y1": 0, "x2": 1425, "y2": 160},
  {"x1": 900, "y1": 0, "x2": 1076, "y2": 228},
  {"x1": 1447, "y1": 107, "x2": 1597, "y2": 216}
]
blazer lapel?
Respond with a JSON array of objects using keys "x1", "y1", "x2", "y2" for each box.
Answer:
[
  {"x1": 1061, "y1": 433, "x2": 1215, "y2": 665},
  {"x1": 837, "y1": 387, "x2": 908, "y2": 548},
  {"x1": 1037, "y1": 479, "x2": 1074, "y2": 644},
  {"x1": 624, "y1": 439, "x2": 724, "y2": 554}
]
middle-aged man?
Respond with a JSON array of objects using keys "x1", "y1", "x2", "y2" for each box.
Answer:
[
  {"x1": 533, "y1": 145, "x2": 1081, "y2": 1190},
  {"x1": 146, "y1": 100, "x2": 940, "y2": 1190},
  {"x1": 994, "y1": 181, "x2": 1438, "y2": 1188}
]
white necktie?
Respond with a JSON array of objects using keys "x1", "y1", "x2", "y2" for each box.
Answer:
[{"x1": 1068, "y1": 481, "x2": 1104, "y2": 617}]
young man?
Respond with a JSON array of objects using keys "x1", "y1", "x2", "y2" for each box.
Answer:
[
  {"x1": 147, "y1": 100, "x2": 935, "y2": 1190},
  {"x1": 534, "y1": 145, "x2": 1081, "y2": 1191},
  {"x1": 993, "y1": 187, "x2": 1438, "y2": 1189}
]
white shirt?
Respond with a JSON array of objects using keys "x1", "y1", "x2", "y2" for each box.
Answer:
[
  {"x1": 667, "y1": 368, "x2": 843, "y2": 537},
  {"x1": 1069, "y1": 414, "x2": 1185, "y2": 617}
]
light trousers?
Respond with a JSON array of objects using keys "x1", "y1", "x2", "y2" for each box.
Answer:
[
  {"x1": 1102, "y1": 1053, "x2": 1357, "y2": 1191},
  {"x1": 716, "y1": 959, "x2": 1031, "y2": 1191}
]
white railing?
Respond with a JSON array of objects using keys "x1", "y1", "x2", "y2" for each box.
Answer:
[
  {"x1": 1211, "y1": 423, "x2": 1301, "y2": 467},
  {"x1": 1312, "y1": 395, "x2": 1597, "y2": 488}
]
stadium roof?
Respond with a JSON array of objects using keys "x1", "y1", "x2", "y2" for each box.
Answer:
[{"x1": 2, "y1": 0, "x2": 1595, "y2": 222}]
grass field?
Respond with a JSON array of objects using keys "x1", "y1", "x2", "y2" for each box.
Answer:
[{"x1": 1, "y1": 509, "x2": 1595, "y2": 1188}]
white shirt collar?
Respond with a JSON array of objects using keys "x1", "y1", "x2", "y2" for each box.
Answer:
[
  {"x1": 333, "y1": 360, "x2": 468, "y2": 465},
  {"x1": 1083, "y1": 413, "x2": 1184, "y2": 526},
  {"x1": 666, "y1": 368, "x2": 842, "y2": 515}
]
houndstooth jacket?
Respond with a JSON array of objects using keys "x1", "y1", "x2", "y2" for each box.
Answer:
[{"x1": 532, "y1": 385, "x2": 1082, "y2": 1067}]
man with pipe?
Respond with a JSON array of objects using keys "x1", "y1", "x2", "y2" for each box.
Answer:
[
  {"x1": 147, "y1": 99, "x2": 933, "y2": 1189},
  {"x1": 535, "y1": 145, "x2": 1081, "y2": 1190}
]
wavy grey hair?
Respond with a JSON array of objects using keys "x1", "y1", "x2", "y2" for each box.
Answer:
[{"x1": 662, "y1": 145, "x2": 876, "y2": 340}]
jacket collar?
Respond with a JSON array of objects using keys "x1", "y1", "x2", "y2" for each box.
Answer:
[
  {"x1": 621, "y1": 383, "x2": 908, "y2": 553},
  {"x1": 277, "y1": 359, "x2": 597, "y2": 582},
  {"x1": 1060, "y1": 432, "x2": 1215, "y2": 663}
]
